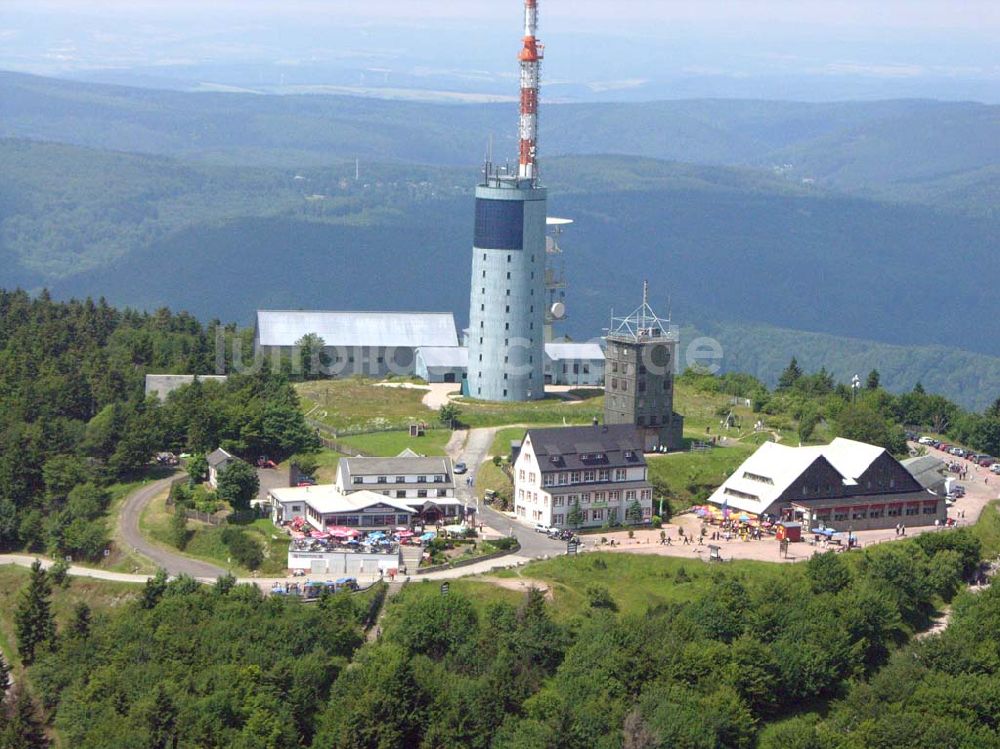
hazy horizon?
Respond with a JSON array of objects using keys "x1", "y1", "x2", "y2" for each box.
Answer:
[{"x1": 2, "y1": 0, "x2": 998, "y2": 103}]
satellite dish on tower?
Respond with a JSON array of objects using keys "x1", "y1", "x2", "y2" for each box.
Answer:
[{"x1": 550, "y1": 301, "x2": 566, "y2": 320}]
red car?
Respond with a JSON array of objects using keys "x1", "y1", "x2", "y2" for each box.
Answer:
[{"x1": 256, "y1": 456, "x2": 278, "y2": 469}]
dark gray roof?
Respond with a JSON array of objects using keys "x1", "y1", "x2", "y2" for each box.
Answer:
[
  {"x1": 526, "y1": 424, "x2": 646, "y2": 473},
  {"x1": 207, "y1": 448, "x2": 235, "y2": 467},
  {"x1": 342, "y1": 456, "x2": 453, "y2": 484},
  {"x1": 902, "y1": 455, "x2": 947, "y2": 491}
]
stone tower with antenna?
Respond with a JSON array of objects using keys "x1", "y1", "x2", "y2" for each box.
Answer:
[{"x1": 604, "y1": 281, "x2": 684, "y2": 451}]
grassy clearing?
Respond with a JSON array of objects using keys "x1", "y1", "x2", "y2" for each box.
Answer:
[
  {"x1": 492, "y1": 552, "x2": 800, "y2": 620},
  {"x1": 474, "y1": 460, "x2": 512, "y2": 509},
  {"x1": 297, "y1": 378, "x2": 435, "y2": 432},
  {"x1": 382, "y1": 577, "x2": 524, "y2": 627},
  {"x1": 971, "y1": 501, "x2": 1000, "y2": 557},
  {"x1": 490, "y1": 426, "x2": 531, "y2": 457},
  {"x1": 140, "y1": 489, "x2": 290, "y2": 576},
  {"x1": 455, "y1": 393, "x2": 604, "y2": 428},
  {"x1": 0, "y1": 566, "x2": 140, "y2": 669},
  {"x1": 647, "y1": 444, "x2": 756, "y2": 509},
  {"x1": 337, "y1": 428, "x2": 452, "y2": 457}
]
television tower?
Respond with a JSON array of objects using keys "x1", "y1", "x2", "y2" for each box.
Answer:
[
  {"x1": 518, "y1": 0, "x2": 542, "y2": 182},
  {"x1": 466, "y1": 0, "x2": 548, "y2": 401}
]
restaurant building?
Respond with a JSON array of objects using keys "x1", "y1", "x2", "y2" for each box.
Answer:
[{"x1": 707, "y1": 438, "x2": 945, "y2": 532}]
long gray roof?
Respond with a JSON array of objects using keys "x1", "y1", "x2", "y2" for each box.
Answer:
[
  {"x1": 902, "y1": 455, "x2": 947, "y2": 490},
  {"x1": 256, "y1": 310, "x2": 458, "y2": 348},
  {"x1": 342, "y1": 456, "x2": 454, "y2": 483},
  {"x1": 527, "y1": 424, "x2": 646, "y2": 472}
]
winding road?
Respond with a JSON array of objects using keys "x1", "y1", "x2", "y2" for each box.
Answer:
[{"x1": 119, "y1": 473, "x2": 228, "y2": 579}]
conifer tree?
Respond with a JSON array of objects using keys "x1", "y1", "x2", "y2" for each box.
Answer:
[{"x1": 14, "y1": 561, "x2": 55, "y2": 665}]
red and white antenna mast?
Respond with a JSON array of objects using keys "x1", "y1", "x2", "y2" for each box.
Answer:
[{"x1": 518, "y1": 0, "x2": 543, "y2": 183}]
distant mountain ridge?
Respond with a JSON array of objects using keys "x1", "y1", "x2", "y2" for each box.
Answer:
[
  {"x1": 2, "y1": 72, "x2": 999, "y2": 409},
  {"x1": 2, "y1": 70, "x2": 998, "y2": 214}
]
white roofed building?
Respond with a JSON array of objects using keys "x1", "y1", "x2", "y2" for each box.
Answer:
[
  {"x1": 415, "y1": 346, "x2": 469, "y2": 384},
  {"x1": 544, "y1": 342, "x2": 605, "y2": 386},
  {"x1": 708, "y1": 438, "x2": 945, "y2": 531},
  {"x1": 254, "y1": 310, "x2": 458, "y2": 378}
]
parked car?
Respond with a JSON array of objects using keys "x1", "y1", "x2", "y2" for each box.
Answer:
[
  {"x1": 918, "y1": 436, "x2": 935, "y2": 445},
  {"x1": 950, "y1": 447, "x2": 966, "y2": 457},
  {"x1": 992, "y1": 464, "x2": 1000, "y2": 475},
  {"x1": 978, "y1": 456, "x2": 996, "y2": 468},
  {"x1": 296, "y1": 477, "x2": 317, "y2": 487},
  {"x1": 534, "y1": 523, "x2": 552, "y2": 534},
  {"x1": 454, "y1": 462, "x2": 468, "y2": 474},
  {"x1": 257, "y1": 456, "x2": 278, "y2": 469}
]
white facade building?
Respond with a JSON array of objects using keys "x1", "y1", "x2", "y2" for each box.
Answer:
[{"x1": 513, "y1": 424, "x2": 653, "y2": 529}]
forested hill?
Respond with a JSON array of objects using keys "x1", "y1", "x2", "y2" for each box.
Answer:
[
  {"x1": 2, "y1": 70, "x2": 998, "y2": 211},
  {"x1": 3, "y1": 138, "x2": 1000, "y2": 408}
]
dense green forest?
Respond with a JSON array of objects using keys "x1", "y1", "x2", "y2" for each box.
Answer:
[
  {"x1": 1, "y1": 528, "x2": 990, "y2": 747},
  {"x1": 678, "y1": 365, "x2": 1000, "y2": 458},
  {"x1": 0, "y1": 289, "x2": 317, "y2": 561}
]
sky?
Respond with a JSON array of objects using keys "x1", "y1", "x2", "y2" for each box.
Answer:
[
  {"x1": 6, "y1": 0, "x2": 1000, "y2": 29},
  {"x1": 2, "y1": 0, "x2": 998, "y2": 102}
]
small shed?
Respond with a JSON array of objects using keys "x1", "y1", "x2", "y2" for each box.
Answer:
[
  {"x1": 776, "y1": 522, "x2": 802, "y2": 542},
  {"x1": 207, "y1": 447, "x2": 236, "y2": 489}
]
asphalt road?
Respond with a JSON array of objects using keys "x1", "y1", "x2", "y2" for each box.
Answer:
[
  {"x1": 119, "y1": 473, "x2": 228, "y2": 579},
  {"x1": 455, "y1": 426, "x2": 566, "y2": 559}
]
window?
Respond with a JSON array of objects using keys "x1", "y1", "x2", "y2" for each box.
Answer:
[
  {"x1": 570, "y1": 471, "x2": 581, "y2": 483},
  {"x1": 417, "y1": 476, "x2": 427, "y2": 484},
  {"x1": 592, "y1": 508, "x2": 604, "y2": 521},
  {"x1": 581, "y1": 492, "x2": 591, "y2": 503},
  {"x1": 352, "y1": 477, "x2": 363, "y2": 485},
  {"x1": 584, "y1": 470, "x2": 596, "y2": 482},
  {"x1": 475, "y1": 198, "x2": 524, "y2": 249},
  {"x1": 833, "y1": 509, "x2": 848, "y2": 521},
  {"x1": 615, "y1": 468, "x2": 627, "y2": 481},
  {"x1": 417, "y1": 490, "x2": 427, "y2": 498},
  {"x1": 542, "y1": 474, "x2": 553, "y2": 486},
  {"x1": 519, "y1": 469, "x2": 525, "y2": 480},
  {"x1": 558, "y1": 472, "x2": 568, "y2": 485},
  {"x1": 905, "y1": 504, "x2": 920, "y2": 517},
  {"x1": 598, "y1": 469, "x2": 610, "y2": 482},
  {"x1": 852, "y1": 507, "x2": 867, "y2": 520},
  {"x1": 923, "y1": 502, "x2": 938, "y2": 515},
  {"x1": 396, "y1": 491, "x2": 406, "y2": 498},
  {"x1": 887, "y1": 504, "x2": 902, "y2": 517},
  {"x1": 625, "y1": 490, "x2": 636, "y2": 500},
  {"x1": 437, "y1": 489, "x2": 448, "y2": 497},
  {"x1": 554, "y1": 514, "x2": 564, "y2": 526}
]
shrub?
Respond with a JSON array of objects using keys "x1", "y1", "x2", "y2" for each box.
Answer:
[{"x1": 220, "y1": 528, "x2": 263, "y2": 570}]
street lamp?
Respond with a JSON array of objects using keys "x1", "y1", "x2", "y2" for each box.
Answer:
[{"x1": 851, "y1": 374, "x2": 861, "y2": 404}]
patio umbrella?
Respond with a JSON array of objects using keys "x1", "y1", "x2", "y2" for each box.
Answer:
[
  {"x1": 367, "y1": 531, "x2": 387, "y2": 540},
  {"x1": 329, "y1": 526, "x2": 359, "y2": 538},
  {"x1": 310, "y1": 531, "x2": 331, "y2": 539},
  {"x1": 738, "y1": 514, "x2": 750, "y2": 522}
]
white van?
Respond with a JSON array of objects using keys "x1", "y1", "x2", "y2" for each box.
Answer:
[{"x1": 534, "y1": 523, "x2": 551, "y2": 534}]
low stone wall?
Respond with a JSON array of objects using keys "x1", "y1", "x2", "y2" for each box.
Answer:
[{"x1": 415, "y1": 542, "x2": 521, "y2": 575}]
